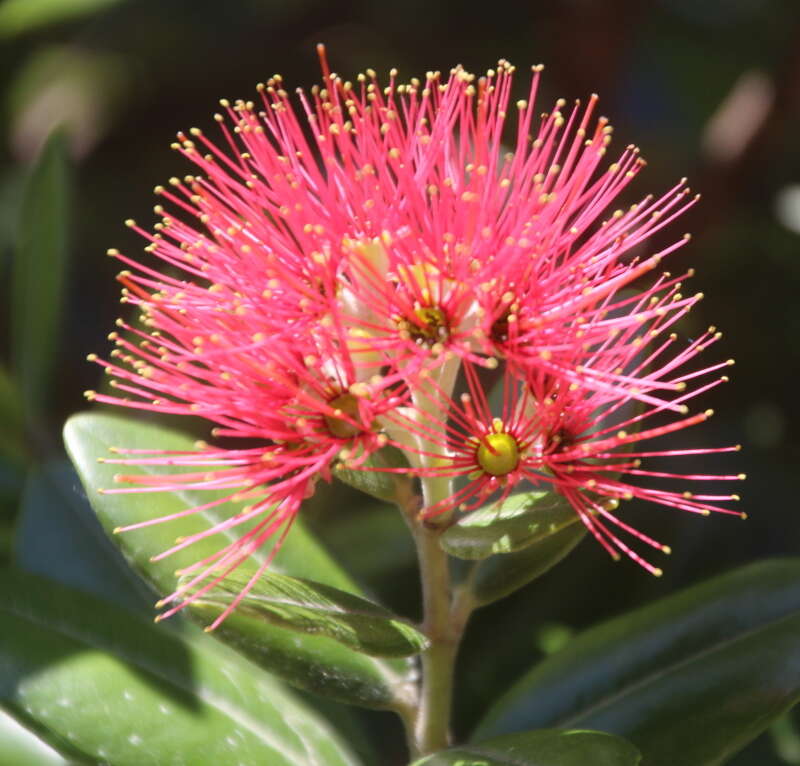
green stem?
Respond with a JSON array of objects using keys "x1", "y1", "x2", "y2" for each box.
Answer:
[
  {"x1": 402, "y1": 475, "x2": 473, "y2": 758},
  {"x1": 414, "y1": 523, "x2": 457, "y2": 754}
]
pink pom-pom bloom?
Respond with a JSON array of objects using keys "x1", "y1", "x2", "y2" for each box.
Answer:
[{"x1": 87, "y1": 47, "x2": 743, "y2": 626}]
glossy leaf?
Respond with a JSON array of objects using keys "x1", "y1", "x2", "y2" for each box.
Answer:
[
  {"x1": 0, "y1": 706, "x2": 72, "y2": 765},
  {"x1": 468, "y1": 522, "x2": 586, "y2": 607},
  {"x1": 64, "y1": 411, "x2": 356, "y2": 592},
  {"x1": 64, "y1": 411, "x2": 415, "y2": 710},
  {"x1": 11, "y1": 130, "x2": 69, "y2": 420},
  {"x1": 441, "y1": 490, "x2": 580, "y2": 559},
  {"x1": 186, "y1": 570, "x2": 428, "y2": 658},
  {"x1": 334, "y1": 444, "x2": 413, "y2": 503},
  {"x1": 443, "y1": 490, "x2": 586, "y2": 606},
  {"x1": 475, "y1": 559, "x2": 800, "y2": 766},
  {"x1": 14, "y1": 463, "x2": 381, "y2": 762},
  {"x1": 411, "y1": 729, "x2": 640, "y2": 765},
  {"x1": 192, "y1": 606, "x2": 418, "y2": 710},
  {"x1": 14, "y1": 461, "x2": 153, "y2": 611},
  {"x1": 0, "y1": 571, "x2": 361, "y2": 766}
]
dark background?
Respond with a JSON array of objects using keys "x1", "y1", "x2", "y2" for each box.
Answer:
[{"x1": 1, "y1": 0, "x2": 799, "y2": 763}]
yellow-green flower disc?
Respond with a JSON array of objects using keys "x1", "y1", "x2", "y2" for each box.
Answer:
[{"x1": 476, "y1": 432, "x2": 519, "y2": 476}]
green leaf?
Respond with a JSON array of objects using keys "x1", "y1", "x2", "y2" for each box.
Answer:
[
  {"x1": 468, "y1": 523, "x2": 586, "y2": 607},
  {"x1": 334, "y1": 444, "x2": 413, "y2": 503},
  {"x1": 0, "y1": 706, "x2": 72, "y2": 765},
  {"x1": 13, "y1": 464, "x2": 381, "y2": 762},
  {"x1": 443, "y1": 491, "x2": 586, "y2": 606},
  {"x1": 64, "y1": 412, "x2": 356, "y2": 592},
  {"x1": 186, "y1": 570, "x2": 428, "y2": 658},
  {"x1": 0, "y1": 571, "x2": 361, "y2": 766},
  {"x1": 64, "y1": 411, "x2": 415, "y2": 710},
  {"x1": 410, "y1": 729, "x2": 641, "y2": 765},
  {"x1": 14, "y1": 461, "x2": 153, "y2": 611},
  {"x1": 0, "y1": 0, "x2": 123, "y2": 37},
  {"x1": 11, "y1": 130, "x2": 69, "y2": 421},
  {"x1": 441, "y1": 491, "x2": 581, "y2": 559},
  {"x1": 475, "y1": 559, "x2": 800, "y2": 766},
  {"x1": 191, "y1": 606, "x2": 418, "y2": 711}
]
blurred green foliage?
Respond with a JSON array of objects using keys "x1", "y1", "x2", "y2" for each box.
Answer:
[{"x1": 0, "y1": 0, "x2": 125, "y2": 38}]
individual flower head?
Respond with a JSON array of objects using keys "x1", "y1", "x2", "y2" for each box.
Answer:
[
  {"x1": 395, "y1": 266, "x2": 744, "y2": 574},
  {"x1": 383, "y1": 359, "x2": 545, "y2": 516},
  {"x1": 526, "y1": 280, "x2": 746, "y2": 574},
  {"x1": 407, "y1": 308, "x2": 746, "y2": 575},
  {"x1": 88, "y1": 267, "x2": 407, "y2": 625}
]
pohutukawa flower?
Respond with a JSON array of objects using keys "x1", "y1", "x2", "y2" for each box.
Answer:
[
  {"x1": 525, "y1": 306, "x2": 746, "y2": 575},
  {"x1": 389, "y1": 361, "x2": 545, "y2": 515},
  {"x1": 86, "y1": 45, "x2": 741, "y2": 624},
  {"x1": 401, "y1": 311, "x2": 745, "y2": 576}
]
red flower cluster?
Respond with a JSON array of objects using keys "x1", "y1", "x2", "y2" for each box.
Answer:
[{"x1": 88, "y1": 48, "x2": 743, "y2": 626}]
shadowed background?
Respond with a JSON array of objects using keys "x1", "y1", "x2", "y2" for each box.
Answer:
[{"x1": 0, "y1": 0, "x2": 798, "y2": 763}]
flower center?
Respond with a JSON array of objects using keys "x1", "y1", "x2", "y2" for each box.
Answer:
[
  {"x1": 544, "y1": 427, "x2": 573, "y2": 454},
  {"x1": 409, "y1": 306, "x2": 449, "y2": 345},
  {"x1": 490, "y1": 307, "x2": 520, "y2": 345},
  {"x1": 324, "y1": 393, "x2": 365, "y2": 439},
  {"x1": 476, "y1": 431, "x2": 520, "y2": 476},
  {"x1": 489, "y1": 293, "x2": 519, "y2": 346}
]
